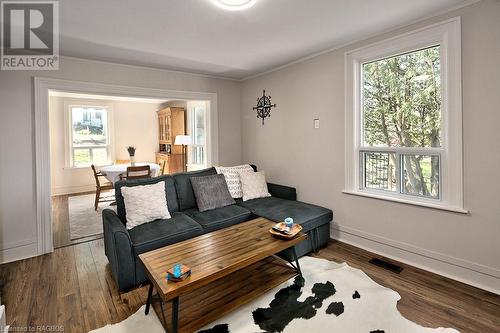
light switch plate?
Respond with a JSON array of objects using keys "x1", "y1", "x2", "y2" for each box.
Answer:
[{"x1": 314, "y1": 118, "x2": 320, "y2": 129}]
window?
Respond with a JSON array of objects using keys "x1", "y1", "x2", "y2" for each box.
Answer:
[
  {"x1": 345, "y1": 18, "x2": 465, "y2": 212},
  {"x1": 187, "y1": 101, "x2": 208, "y2": 170},
  {"x1": 69, "y1": 105, "x2": 111, "y2": 167}
]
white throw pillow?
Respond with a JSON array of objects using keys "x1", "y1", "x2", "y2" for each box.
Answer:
[
  {"x1": 239, "y1": 171, "x2": 271, "y2": 202},
  {"x1": 215, "y1": 164, "x2": 254, "y2": 198},
  {"x1": 121, "y1": 181, "x2": 171, "y2": 229}
]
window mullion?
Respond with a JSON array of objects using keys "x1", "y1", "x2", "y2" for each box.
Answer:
[
  {"x1": 396, "y1": 152, "x2": 402, "y2": 194},
  {"x1": 359, "y1": 149, "x2": 364, "y2": 190}
]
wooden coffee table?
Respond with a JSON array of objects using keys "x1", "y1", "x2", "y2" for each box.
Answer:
[{"x1": 138, "y1": 217, "x2": 307, "y2": 333}]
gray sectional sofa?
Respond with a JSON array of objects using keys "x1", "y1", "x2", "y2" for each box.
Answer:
[{"x1": 103, "y1": 166, "x2": 333, "y2": 291}]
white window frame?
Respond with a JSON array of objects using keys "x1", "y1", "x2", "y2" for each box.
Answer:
[
  {"x1": 186, "y1": 101, "x2": 208, "y2": 170},
  {"x1": 64, "y1": 102, "x2": 114, "y2": 168},
  {"x1": 344, "y1": 17, "x2": 466, "y2": 213}
]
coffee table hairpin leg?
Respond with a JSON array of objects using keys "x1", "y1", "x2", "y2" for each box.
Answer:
[
  {"x1": 145, "y1": 283, "x2": 154, "y2": 315},
  {"x1": 172, "y1": 297, "x2": 179, "y2": 333},
  {"x1": 285, "y1": 246, "x2": 303, "y2": 280},
  {"x1": 145, "y1": 282, "x2": 174, "y2": 332}
]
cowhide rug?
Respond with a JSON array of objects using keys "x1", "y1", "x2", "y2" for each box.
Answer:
[{"x1": 90, "y1": 257, "x2": 459, "y2": 333}]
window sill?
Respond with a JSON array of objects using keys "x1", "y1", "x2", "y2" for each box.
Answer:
[
  {"x1": 342, "y1": 190, "x2": 469, "y2": 214},
  {"x1": 63, "y1": 163, "x2": 112, "y2": 170}
]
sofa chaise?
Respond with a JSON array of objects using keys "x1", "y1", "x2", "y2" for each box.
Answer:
[{"x1": 103, "y1": 165, "x2": 333, "y2": 291}]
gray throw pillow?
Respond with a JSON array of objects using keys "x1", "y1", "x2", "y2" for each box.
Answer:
[{"x1": 190, "y1": 174, "x2": 236, "y2": 212}]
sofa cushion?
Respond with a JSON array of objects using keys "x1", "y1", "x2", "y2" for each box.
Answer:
[
  {"x1": 237, "y1": 197, "x2": 332, "y2": 232},
  {"x1": 215, "y1": 164, "x2": 254, "y2": 198},
  {"x1": 190, "y1": 174, "x2": 235, "y2": 212},
  {"x1": 239, "y1": 171, "x2": 271, "y2": 201},
  {"x1": 173, "y1": 167, "x2": 217, "y2": 211},
  {"x1": 121, "y1": 181, "x2": 171, "y2": 229},
  {"x1": 115, "y1": 175, "x2": 179, "y2": 224},
  {"x1": 184, "y1": 205, "x2": 252, "y2": 233},
  {"x1": 128, "y1": 212, "x2": 203, "y2": 254}
]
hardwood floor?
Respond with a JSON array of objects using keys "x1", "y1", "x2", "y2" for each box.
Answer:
[
  {"x1": 0, "y1": 239, "x2": 498, "y2": 333},
  {"x1": 52, "y1": 192, "x2": 106, "y2": 249}
]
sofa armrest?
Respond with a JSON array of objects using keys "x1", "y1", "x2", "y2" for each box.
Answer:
[
  {"x1": 267, "y1": 183, "x2": 297, "y2": 201},
  {"x1": 102, "y1": 209, "x2": 137, "y2": 291}
]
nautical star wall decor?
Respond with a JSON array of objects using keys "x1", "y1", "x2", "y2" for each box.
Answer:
[{"x1": 253, "y1": 89, "x2": 277, "y2": 125}]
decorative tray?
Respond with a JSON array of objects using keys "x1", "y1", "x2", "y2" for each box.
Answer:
[{"x1": 269, "y1": 222, "x2": 303, "y2": 239}]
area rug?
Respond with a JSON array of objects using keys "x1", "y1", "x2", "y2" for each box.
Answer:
[
  {"x1": 68, "y1": 193, "x2": 115, "y2": 240},
  {"x1": 89, "y1": 257, "x2": 460, "y2": 333},
  {"x1": 89, "y1": 305, "x2": 164, "y2": 333}
]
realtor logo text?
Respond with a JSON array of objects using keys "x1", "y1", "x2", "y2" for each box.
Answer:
[{"x1": 1, "y1": 0, "x2": 59, "y2": 70}]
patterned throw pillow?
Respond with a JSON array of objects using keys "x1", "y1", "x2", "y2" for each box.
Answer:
[
  {"x1": 121, "y1": 181, "x2": 171, "y2": 229},
  {"x1": 239, "y1": 171, "x2": 271, "y2": 202},
  {"x1": 190, "y1": 174, "x2": 236, "y2": 212},
  {"x1": 215, "y1": 164, "x2": 254, "y2": 198}
]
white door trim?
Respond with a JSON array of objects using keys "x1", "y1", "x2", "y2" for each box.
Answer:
[{"x1": 34, "y1": 77, "x2": 219, "y2": 255}]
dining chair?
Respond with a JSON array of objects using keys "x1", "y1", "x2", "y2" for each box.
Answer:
[
  {"x1": 91, "y1": 165, "x2": 115, "y2": 211},
  {"x1": 157, "y1": 159, "x2": 167, "y2": 176},
  {"x1": 124, "y1": 165, "x2": 151, "y2": 180}
]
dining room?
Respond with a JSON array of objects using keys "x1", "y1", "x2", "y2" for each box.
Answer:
[{"x1": 48, "y1": 91, "x2": 209, "y2": 248}]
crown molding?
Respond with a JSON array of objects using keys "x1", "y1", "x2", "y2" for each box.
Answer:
[{"x1": 241, "y1": 0, "x2": 480, "y2": 81}]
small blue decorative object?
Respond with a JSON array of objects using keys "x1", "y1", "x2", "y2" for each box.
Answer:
[
  {"x1": 173, "y1": 264, "x2": 182, "y2": 278},
  {"x1": 284, "y1": 217, "x2": 294, "y2": 228}
]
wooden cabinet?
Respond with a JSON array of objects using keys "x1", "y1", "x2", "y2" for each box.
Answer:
[
  {"x1": 157, "y1": 107, "x2": 185, "y2": 154},
  {"x1": 157, "y1": 107, "x2": 186, "y2": 174}
]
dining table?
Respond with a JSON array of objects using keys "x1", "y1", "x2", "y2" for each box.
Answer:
[{"x1": 100, "y1": 162, "x2": 160, "y2": 184}]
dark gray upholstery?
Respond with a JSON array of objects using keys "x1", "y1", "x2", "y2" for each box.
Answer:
[
  {"x1": 190, "y1": 174, "x2": 235, "y2": 212},
  {"x1": 237, "y1": 196, "x2": 332, "y2": 233},
  {"x1": 267, "y1": 183, "x2": 297, "y2": 201},
  {"x1": 103, "y1": 164, "x2": 333, "y2": 291},
  {"x1": 129, "y1": 212, "x2": 204, "y2": 255},
  {"x1": 102, "y1": 209, "x2": 136, "y2": 291},
  {"x1": 173, "y1": 167, "x2": 217, "y2": 211},
  {"x1": 184, "y1": 205, "x2": 251, "y2": 233},
  {"x1": 278, "y1": 223, "x2": 331, "y2": 261}
]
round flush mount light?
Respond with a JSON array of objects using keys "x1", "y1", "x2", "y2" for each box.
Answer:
[{"x1": 212, "y1": 0, "x2": 257, "y2": 10}]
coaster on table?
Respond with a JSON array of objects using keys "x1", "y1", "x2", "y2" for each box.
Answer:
[{"x1": 166, "y1": 264, "x2": 192, "y2": 282}]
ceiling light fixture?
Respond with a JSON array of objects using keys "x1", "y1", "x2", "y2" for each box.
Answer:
[{"x1": 212, "y1": 0, "x2": 257, "y2": 11}]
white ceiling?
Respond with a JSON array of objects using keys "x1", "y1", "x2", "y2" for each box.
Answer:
[{"x1": 59, "y1": 0, "x2": 470, "y2": 79}]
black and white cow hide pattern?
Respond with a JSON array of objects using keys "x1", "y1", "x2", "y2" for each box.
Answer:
[{"x1": 199, "y1": 278, "x2": 385, "y2": 333}]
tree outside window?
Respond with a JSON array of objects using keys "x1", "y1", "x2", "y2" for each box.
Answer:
[
  {"x1": 70, "y1": 106, "x2": 110, "y2": 167},
  {"x1": 361, "y1": 46, "x2": 441, "y2": 199}
]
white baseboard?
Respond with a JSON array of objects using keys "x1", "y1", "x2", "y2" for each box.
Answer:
[
  {"x1": 0, "y1": 238, "x2": 35, "y2": 252},
  {"x1": 0, "y1": 242, "x2": 38, "y2": 264},
  {"x1": 51, "y1": 184, "x2": 95, "y2": 196},
  {"x1": 331, "y1": 224, "x2": 500, "y2": 295}
]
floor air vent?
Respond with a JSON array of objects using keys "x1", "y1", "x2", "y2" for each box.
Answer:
[{"x1": 369, "y1": 258, "x2": 403, "y2": 274}]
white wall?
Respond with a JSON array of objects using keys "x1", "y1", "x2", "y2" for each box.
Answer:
[
  {"x1": 114, "y1": 100, "x2": 160, "y2": 162},
  {"x1": 241, "y1": 1, "x2": 500, "y2": 293},
  {"x1": 49, "y1": 96, "x2": 160, "y2": 195},
  {"x1": 1, "y1": 0, "x2": 498, "y2": 294},
  {"x1": 0, "y1": 57, "x2": 241, "y2": 263}
]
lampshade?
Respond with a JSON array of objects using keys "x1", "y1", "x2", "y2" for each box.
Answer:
[{"x1": 174, "y1": 135, "x2": 192, "y2": 146}]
